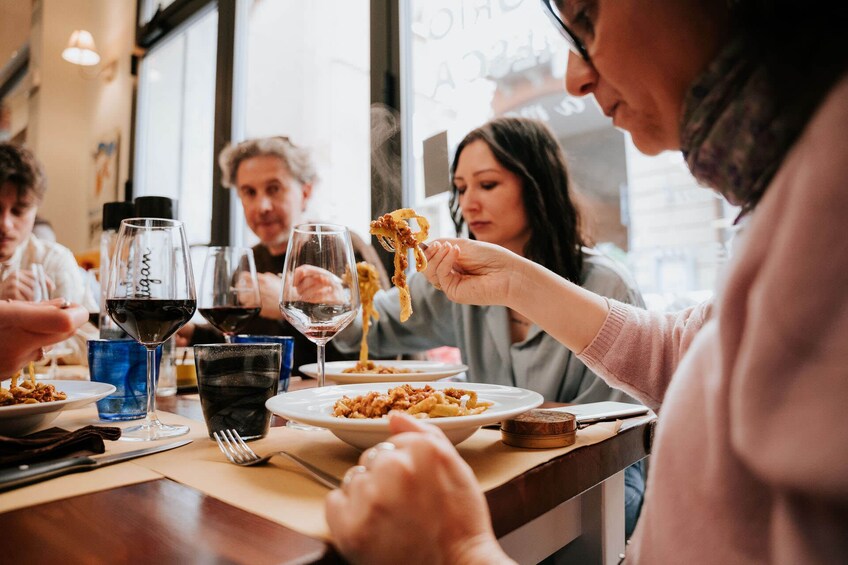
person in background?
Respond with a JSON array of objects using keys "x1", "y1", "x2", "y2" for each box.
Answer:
[
  {"x1": 178, "y1": 136, "x2": 390, "y2": 375},
  {"x1": 334, "y1": 116, "x2": 646, "y2": 536},
  {"x1": 0, "y1": 143, "x2": 97, "y2": 364},
  {"x1": 326, "y1": 0, "x2": 848, "y2": 563},
  {"x1": 0, "y1": 299, "x2": 88, "y2": 376}
]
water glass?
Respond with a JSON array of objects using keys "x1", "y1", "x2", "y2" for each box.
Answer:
[
  {"x1": 88, "y1": 339, "x2": 163, "y2": 421},
  {"x1": 194, "y1": 343, "x2": 281, "y2": 440}
]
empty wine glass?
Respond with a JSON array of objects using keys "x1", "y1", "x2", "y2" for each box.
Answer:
[
  {"x1": 106, "y1": 218, "x2": 197, "y2": 441},
  {"x1": 198, "y1": 246, "x2": 261, "y2": 342},
  {"x1": 22, "y1": 264, "x2": 66, "y2": 379},
  {"x1": 280, "y1": 224, "x2": 360, "y2": 429}
]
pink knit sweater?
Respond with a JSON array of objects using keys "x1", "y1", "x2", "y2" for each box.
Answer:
[{"x1": 579, "y1": 75, "x2": 848, "y2": 563}]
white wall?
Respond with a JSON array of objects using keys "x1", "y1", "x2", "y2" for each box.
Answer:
[{"x1": 27, "y1": 0, "x2": 135, "y2": 253}]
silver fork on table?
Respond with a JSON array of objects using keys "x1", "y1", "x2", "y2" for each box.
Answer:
[{"x1": 213, "y1": 429, "x2": 340, "y2": 489}]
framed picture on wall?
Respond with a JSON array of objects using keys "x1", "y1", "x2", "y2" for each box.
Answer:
[{"x1": 87, "y1": 132, "x2": 121, "y2": 248}]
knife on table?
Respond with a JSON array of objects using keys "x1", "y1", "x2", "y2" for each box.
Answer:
[{"x1": 0, "y1": 439, "x2": 192, "y2": 492}]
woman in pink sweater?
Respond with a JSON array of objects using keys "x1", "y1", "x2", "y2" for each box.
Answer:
[{"x1": 326, "y1": 1, "x2": 848, "y2": 563}]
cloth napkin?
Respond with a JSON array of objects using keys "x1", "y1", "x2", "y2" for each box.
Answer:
[{"x1": 0, "y1": 426, "x2": 122, "y2": 467}]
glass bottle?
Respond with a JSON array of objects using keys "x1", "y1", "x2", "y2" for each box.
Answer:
[{"x1": 99, "y1": 201, "x2": 135, "y2": 339}]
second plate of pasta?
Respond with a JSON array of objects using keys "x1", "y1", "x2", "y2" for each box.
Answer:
[
  {"x1": 266, "y1": 381, "x2": 543, "y2": 449},
  {"x1": 298, "y1": 360, "x2": 469, "y2": 384}
]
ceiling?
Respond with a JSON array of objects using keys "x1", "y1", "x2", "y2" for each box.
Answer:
[{"x1": 0, "y1": 0, "x2": 31, "y2": 76}]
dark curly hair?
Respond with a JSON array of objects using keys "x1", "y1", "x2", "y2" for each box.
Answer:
[
  {"x1": 0, "y1": 143, "x2": 46, "y2": 201},
  {"x1": 449, "y1": 117, "x2": 588, "y2": 283}
]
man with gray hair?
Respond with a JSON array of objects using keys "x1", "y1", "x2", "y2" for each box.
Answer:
[{"x1": 180, "y1": 136, "x2": 390, "y2": 374}]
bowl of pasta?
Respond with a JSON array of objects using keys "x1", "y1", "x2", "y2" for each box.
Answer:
[
  {"x1": 266, "y1": 381, "x2": 543, "y2": 449},
  {"x1": 0, "y1": 378, "x2": 116, "y2": 437}
]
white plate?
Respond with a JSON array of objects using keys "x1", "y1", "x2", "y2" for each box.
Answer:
[
  {"x1": 298, "y1": 360, "x2": 469, "y2": 384},
  {"x1": 0, "y1": 380, "x2": 116, "y2": 437},
  {"x1": 266, "y1": 381, "x2": 543, "y2": 449}
]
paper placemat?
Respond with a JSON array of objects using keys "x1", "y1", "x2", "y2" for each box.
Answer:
[
  {"x1": 0, "y1": 404, "x2": 622, "y2": 540},
  {"x1": 0, "y1": 407, "x2": 204, "y2": 514},
  {"x1": 139, "y1": 420, "x2": 620, "y2": 540}
]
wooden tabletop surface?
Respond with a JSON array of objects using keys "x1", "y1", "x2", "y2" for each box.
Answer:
[{"x1": 0, "y1": 379, "x2": 652, "y2": 564}]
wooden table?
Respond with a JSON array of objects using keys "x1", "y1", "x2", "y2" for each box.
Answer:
[{"x1": 0, "y1": 380, "x2": 652, "y2": 565}]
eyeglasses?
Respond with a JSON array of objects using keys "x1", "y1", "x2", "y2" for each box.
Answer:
[{"x1": 540, "y1": 0, "x2": 590, "y2": 62}]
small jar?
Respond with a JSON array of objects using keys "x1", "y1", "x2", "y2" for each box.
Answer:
[{"x1": 501, "y1": 409, "x2": 577, "y2": 449}]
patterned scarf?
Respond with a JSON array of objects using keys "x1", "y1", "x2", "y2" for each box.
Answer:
[{"x1": 679, "y1": 39, "x2": 807, "y2": 216}]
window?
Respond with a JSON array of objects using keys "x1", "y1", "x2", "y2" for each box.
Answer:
[
  {"x1": 135, "y1": 5, "x2": 217, "y2": 246},
  {"x1": 403, "y1": 0, "x2": 736, "y2": 309},
  {"x1": 235, "y1": 0, "x2": 372, "y2": 245}
]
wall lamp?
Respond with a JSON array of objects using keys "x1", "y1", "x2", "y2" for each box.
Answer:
[{"x1": 61, "y1": 30, "x2": 116, "y2": 81}]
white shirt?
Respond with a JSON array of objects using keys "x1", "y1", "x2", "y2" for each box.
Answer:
[
  {"x1": 0, "y1": 233, "x2": 97, "y2": 311},
  {"x1": 1, "y1": 234, "x2": 98, "y2": 365}
]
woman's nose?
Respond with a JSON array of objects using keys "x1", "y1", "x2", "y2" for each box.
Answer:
[
  {"x1": 461, "y1": 188, "x2": 481, "y2": 212},
  {"x1": 564, "y1": 52, "x2": 597, "y2": 97}
]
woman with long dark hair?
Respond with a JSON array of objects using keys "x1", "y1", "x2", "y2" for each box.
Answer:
[
  {"x1": 447, "y1": 116, "x2": 586, "y2": 284},
  {"x1": 335, "y1": 116, "x2": 647, "y2": 535}
]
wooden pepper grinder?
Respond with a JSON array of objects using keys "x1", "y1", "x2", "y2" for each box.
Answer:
[{"x1": 501, "y1": 409, "x2": 577, "y2": 449}]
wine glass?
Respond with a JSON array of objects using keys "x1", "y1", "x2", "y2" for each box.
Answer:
[
  {"x1": 198, "y1": 246, "x2": 261, "y2": 342},
  {"x1": 280, "y1": 224, "x2": 360, "y2": 428},
  {"x1": 20, "y1": 264, "x2": 54, "y2": 379},
  {"x1": 23, "y1": 264, "x2": 67, "y2": 378},
  {"x1": 106, "y1": 218, "x2": 197, "y2": 441}
]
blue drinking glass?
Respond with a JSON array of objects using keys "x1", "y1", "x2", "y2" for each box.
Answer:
[
  {"x1": 231, "y1": 335, "x2": 294, "y2": 392},
  {"x1": 87, "y1": 340, "x2": 163, "y2": 421}
]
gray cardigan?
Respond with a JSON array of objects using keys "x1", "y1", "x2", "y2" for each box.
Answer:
[{"x1": 335, "y1": 251, "x2": 645, "y2": 404}]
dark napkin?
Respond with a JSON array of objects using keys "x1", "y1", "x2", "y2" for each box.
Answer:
[{"x1": 0, "y1": 426, "x2": 122, "y2": 467}]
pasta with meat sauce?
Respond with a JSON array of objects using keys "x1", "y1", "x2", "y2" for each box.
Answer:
[
  {"x1": 0, "y1": 363, "x2": 67, "y2": 406},
  {"x1": 332, "y1": 384, "x2": 492, "y2": 419}
]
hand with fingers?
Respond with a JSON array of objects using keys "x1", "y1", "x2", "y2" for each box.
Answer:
[
  {"x1": 326, "y1": 413, "x2": 514, "y2": 565},
  {"x1": 175, "y1": 323, "x2": 194, "y2": 347},
  {"x1": 0, "y1": 268, "x2": 55, "y2": 301},
  {"x1": 256, "y1": 272, "x2": 285, "y2": 320},
  {"x1": 422, "y1": 239, "x2": 530, "y2": 308},
  {"x1": 0, "y1": 299, "x2": 87, "y2": 375},
  {"x1": 290, "y1": 265, "x2": 348, "y2": 305}
]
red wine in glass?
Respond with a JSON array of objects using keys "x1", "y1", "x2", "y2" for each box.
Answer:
[
  {"x1": 199, "y1": 247, "x2": 262, "y2": 342},
  {"x1": 107, "y1": 299, "x2": 197, "y2": 343},
  {"x1": 198, "y1": 306, "x2": 261, "y2": 335},
  {"x1": 105, "y1": 218, "x2": 196, "y2": 441}
]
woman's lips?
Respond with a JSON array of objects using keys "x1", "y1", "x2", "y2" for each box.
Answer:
[{"x1": 468, "y1": 221, "x2": 491, "y2": 230}]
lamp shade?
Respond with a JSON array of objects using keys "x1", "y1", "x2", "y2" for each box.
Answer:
[{"x1": 61, "y1": 30, "x2": 101, "y2": 66}]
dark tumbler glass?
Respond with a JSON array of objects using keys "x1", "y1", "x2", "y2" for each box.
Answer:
[{"x1": 194, "y1": 343, "x2": 281, "y2": 441}]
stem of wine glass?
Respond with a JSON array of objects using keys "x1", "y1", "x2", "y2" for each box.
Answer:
[
  {"x1": 224, "y1": 333, "x2": 233, "y2": 344},
  {"x1": 49, "y1": 354, "x2": 58, "y2": 379},
  {"x1": 144, "y1": 345, "x2": 158, "y2": 423},
  {"x1": 317, "y1": 342, "x2": 326, "y2": 388}
]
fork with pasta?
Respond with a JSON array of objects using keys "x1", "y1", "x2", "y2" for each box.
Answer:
[{"x1": 369, "y1": 209, "x2": 429, "y2": 322}]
